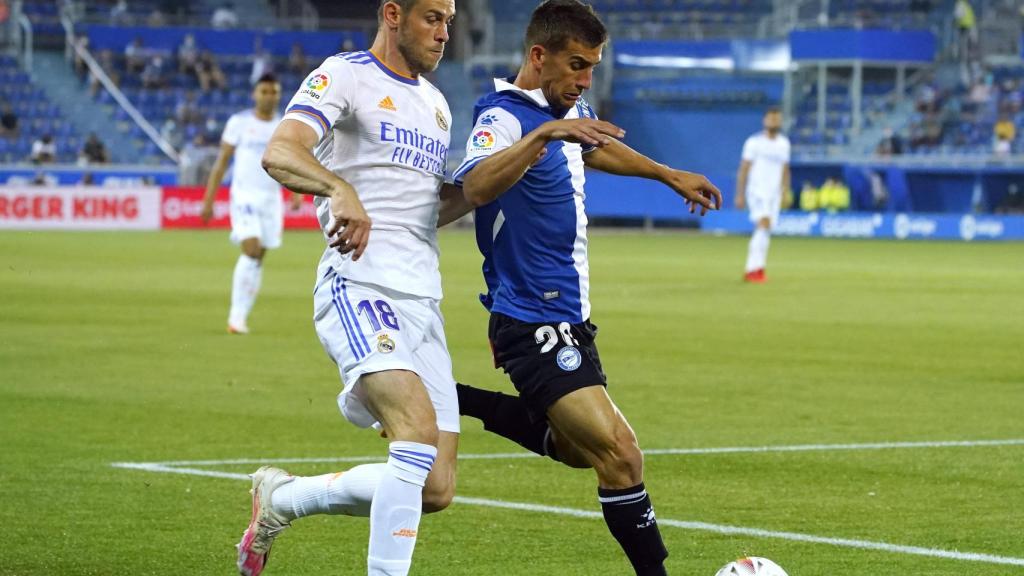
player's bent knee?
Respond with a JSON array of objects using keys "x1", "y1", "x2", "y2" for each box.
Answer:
[
  {"x1": 592, "y1": 428, "x2": 644, "y2": 485},
  {"x1": 617, "y1": 440, "x2": 645, "y2": 479},
  {"x1": 421, "y1": 482, "x2": 455, "y2": 513},
  {"x1": 388, "y1": 419, "x2": 439, "y2": 446},
  {"x1": 242, "y1": 246, "x2": 263, "y2": 260}
]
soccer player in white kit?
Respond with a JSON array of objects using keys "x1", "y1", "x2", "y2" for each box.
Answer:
[
  {"x1": 201, "y1": 73, "x2": 302, "y2": 333},
  {"x1": 234, "y1": 1, "x2": 469, "y2": 575},
  {"x1": 735, "y1": 108, "x2": 790, "y2": 283}
]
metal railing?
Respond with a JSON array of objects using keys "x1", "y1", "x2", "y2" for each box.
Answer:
[
  {"x1": 795, "y1": 151, "x2": 1024, "y2": 168},
  {"x1": 16, "y1": 12, "x2": 31, "y2": 71},
  {"x1": 59, "y1": 11, "x2": 179, "y2": 163}
]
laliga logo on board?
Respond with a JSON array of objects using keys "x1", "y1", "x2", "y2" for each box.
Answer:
[
  {"x1": 894, "y1": 213, "x2": 937, "y2": 240},
  {"x1": 472, "y1": 129, "x2": 495, "y2": 149},
  {"x1": 959, "y1": 214, "x2": 1004, "y2": 241}
]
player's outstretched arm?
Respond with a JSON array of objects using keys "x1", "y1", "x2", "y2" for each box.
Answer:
[
  {"x1": 584, "y1": 139, "x2": 721, "y2": 215},
  {"x1": 781, "y1": 163, "x2": 791, "y2": 201},
  {"x1": 263, "y1": 119, "x2": 346, "y2": 197},
  {"x1": 200, "y1": 142, "x2": 235, "y2": 223},
  {"x1": 437, "y1": 183, "x2": 473, "y2": 228},
  {"x1": 462, "y1": 118, "x2": 624, "y2": 207},
  {"x1": 262, "y1": 119, "x2": 372, "y2": 260},
  {"x1": 735, "y1": 159, "x2": 751, "y2": 210}
]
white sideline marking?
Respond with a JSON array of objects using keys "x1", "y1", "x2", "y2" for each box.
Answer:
[
  {"x1": 131, "y1": 452, "x2": 535, "y2": 467},
  {"x1": 110, "y1": 437, "x2": 1024, "y2": 568},
  {"x1": 114, "y1": 438, "x2": 1024, "y2": 468},
  {"x1": 112, "y1": 462, "x2": 250, "y2": 481},
  {"x1": 455, "y1": 497, "x2": 1024, "y2": 568},
  {"x1": 643, "y1": 438, "x2": 1024, "y2": 456}
]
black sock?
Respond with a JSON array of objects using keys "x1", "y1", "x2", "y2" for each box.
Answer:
[
  {"x1": 456, "y1": 383, "x2": 558, "y2": 460},
  {"x1": 598, "y1": 483, "x2": 669, "y2": 576}
]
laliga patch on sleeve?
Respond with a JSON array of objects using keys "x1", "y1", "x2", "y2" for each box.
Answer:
[
  {"x1": 471, "y1": 129, "x2": 495, "y2": 150},
  {"x1": 299, "y1": 71, "x2": 331, "y2": 101}
]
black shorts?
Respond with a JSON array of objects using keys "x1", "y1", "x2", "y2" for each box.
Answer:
[{"x1": 488, "y1": 312, "x2": 607, "y2": 423}]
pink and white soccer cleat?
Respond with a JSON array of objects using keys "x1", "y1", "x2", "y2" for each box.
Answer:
[
  {"x1": 237, "y1": 466, "x2": 294, "y2": 576},
  {"x1": 227, "y1": 322, "x2": 250, "y2": 335}
]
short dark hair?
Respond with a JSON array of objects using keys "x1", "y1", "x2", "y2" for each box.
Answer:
[
  {"x1": 378, "y1": 0, "x2": 419, "y2": 25},
  {"x1": 765, "y1": 107, "x2": 782, "y2": 116},
  {"x1": 525, "y1": 0, "x2": 607, "y2": 54},
  {"x1": 255, "y1": 73, "x2": 278, "y2": 85}
]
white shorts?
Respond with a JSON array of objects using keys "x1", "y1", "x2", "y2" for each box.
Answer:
[
  {"x1": 230, "y1": 197, "x2": 283, "y2": 249},
  {"x1": 312, "y1": 269, "x2": 460, "y2": 433},
  {"x1": 747, "y1": 192, "x2": 781, "y2": 227}
]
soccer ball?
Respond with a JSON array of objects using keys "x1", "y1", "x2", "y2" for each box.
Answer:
[{"x1": 715, "y1": 557, "x2": 789, "y2": 576}]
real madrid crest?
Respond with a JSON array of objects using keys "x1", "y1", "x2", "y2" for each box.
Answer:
[
  {"x1": 435, "y1": 108, "x2": 449, "y2": 131},
  {"x1": 377, "y1": 334, "x2": 396, "y2": 354}
]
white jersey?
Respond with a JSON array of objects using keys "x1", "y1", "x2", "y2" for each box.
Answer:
[
  {"x1": 283, "y1": 51, "x2": 452, "y2": 300},
  {"x1": 741, "y1": 131, "x2": 790, "y2": 199},
  {"x1": 222, "y1": 109, "x2": 282, "y2": 203}
]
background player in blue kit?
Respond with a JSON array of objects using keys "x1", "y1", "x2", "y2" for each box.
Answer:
[{"x1": 452, "y1": 1, "x2": 721, "y2": 574}]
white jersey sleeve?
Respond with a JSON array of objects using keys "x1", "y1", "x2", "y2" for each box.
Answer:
[
  {"x1": 452, "y1": 107, "x2": 522, "y2": 186},
  {"x1": 741, "y1": 136, "x2": 757, "y2": 162},
  {"x1": 283, "y1": 58, "x2": 359, "y2": 142},
  {"x1": 221, "y1": 114, "x2": 243, "y2": 146}
]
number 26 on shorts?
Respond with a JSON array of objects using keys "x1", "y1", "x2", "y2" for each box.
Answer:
[{"x1": 534, "y1": 322, "x2": 578, "y2": 354}]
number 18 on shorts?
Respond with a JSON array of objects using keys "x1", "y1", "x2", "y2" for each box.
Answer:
[{"x1": 312, "y1": 269, "x2": 460, "y2": 434}]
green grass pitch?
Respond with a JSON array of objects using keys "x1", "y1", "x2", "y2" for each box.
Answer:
[{"x1": 1, "y1": 229, "x2": 1022, "y2": 575}]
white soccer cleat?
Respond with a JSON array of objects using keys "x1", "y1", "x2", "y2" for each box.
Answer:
[
  {"x1": 236, "y1": 466, "x2": 294, "y2": 576},
  {"x1": 227, "y1": 322, "x2": 250, "y2": 335}
]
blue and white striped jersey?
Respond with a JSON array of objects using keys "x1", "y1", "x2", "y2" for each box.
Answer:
[{"x1": 453, "y1": 78, "x2": 598, "y2": 324}]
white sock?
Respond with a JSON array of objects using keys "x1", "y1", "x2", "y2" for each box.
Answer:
[
  {"x1": 229, "y1": 254, "x2": 262, "y2": 325},
  {"x1": 745, "y1": 228, "x2": 771, "y2": 272},
  {"x1": 270, "y1": 463, "x2": 385, "y2": 520},
  {"x1": 367, "y1": 441, "x2": 437, "y2": 576}
]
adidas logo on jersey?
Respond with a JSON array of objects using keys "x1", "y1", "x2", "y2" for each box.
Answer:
[{"x1": 378, "y1": 96, "x2": 397, "y2": 111}]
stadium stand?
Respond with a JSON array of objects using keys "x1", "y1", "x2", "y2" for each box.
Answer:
[
  {"x1": 2, "y1": 0, "x2": 1021, "y2": 216},
  {"x1": 901, "y1": 64, "x2": 1024, "y2": 155},
  {"x1": 0, "y1": 54, "x2": 86, "y2": 164}
]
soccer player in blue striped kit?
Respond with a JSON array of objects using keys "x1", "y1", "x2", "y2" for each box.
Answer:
[{"x1": 452, "y1": 2, "x2": 722, "y2": 574}]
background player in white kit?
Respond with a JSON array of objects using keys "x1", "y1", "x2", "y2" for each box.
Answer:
[
  {"x1": 201, "y1": 73, "x2": 302, "y2": 334},
  {"x1": 234, "y1": 1, "x2": 469, "y2": 575},
  {"x1": 735, "y1": 108, "x2": 790, "y2": 283}
]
